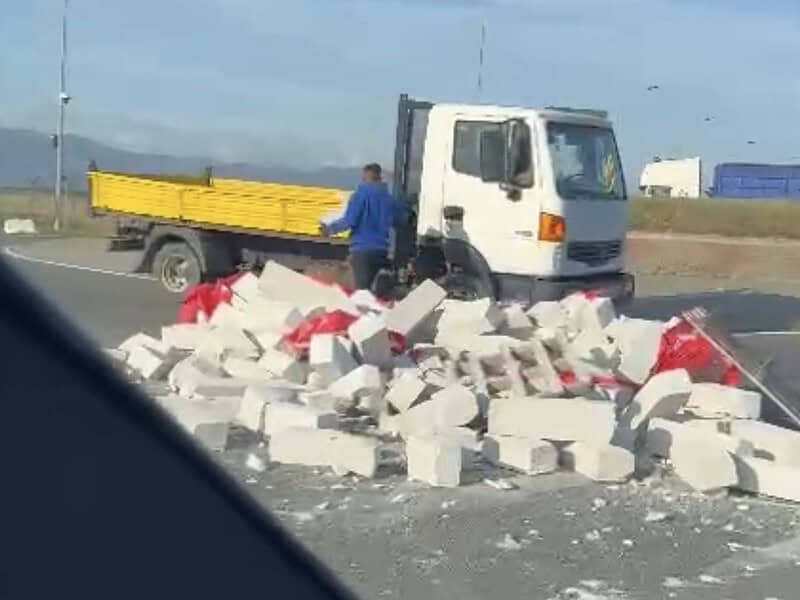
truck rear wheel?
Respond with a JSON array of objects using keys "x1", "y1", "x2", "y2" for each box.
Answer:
[{"x1": 153, "y1": 242, "x2": 202, "y2": 294}]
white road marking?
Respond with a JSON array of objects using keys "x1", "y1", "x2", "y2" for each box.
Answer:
[
  {"x1": 3, "y1": 246, "x2": 156, "y2": 281},
  {"x1": 733, "y1": 331, "x2": 800, "y2": 338}
]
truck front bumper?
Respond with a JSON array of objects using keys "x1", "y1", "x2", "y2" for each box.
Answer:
[{"x1": 495, "y1": 271, "x2": 635, "y2": 307}]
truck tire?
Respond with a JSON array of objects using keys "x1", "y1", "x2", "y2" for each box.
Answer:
[
  {"x1": 153, "y1": 242, "x2": 202, "y2": 294},
  {"x1": 445, "y1": 271, "x2": 492, "y2": 301}
]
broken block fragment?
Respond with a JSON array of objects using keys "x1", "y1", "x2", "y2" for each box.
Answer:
[{"x1": 625, "y1": 369, "x2": 692, "y2": 429}]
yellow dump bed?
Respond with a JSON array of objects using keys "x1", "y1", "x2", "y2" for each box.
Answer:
[{"x1": 88, "y1": 170, "x2": 350, "y2": 239}]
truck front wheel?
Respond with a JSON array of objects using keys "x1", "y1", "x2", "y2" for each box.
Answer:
[{"x1": 153, "y1": 242, "x2": 202, "y2": 294}]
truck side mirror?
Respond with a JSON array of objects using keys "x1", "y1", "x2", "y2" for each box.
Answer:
[
  {"x1": 505, "y1": 119, "x2": 533, "y2": 188},
  {"x1": 479, "y1": 128, "x2": 506, "y2": 183}
]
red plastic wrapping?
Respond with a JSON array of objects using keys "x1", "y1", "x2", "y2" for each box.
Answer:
[
  {"x1": 281, "y1": 310, "x2": 407, "y2": 358},
  {"x1": 653, "y1": 319, "x2": 741, "y2": 386},
  {"x1": 177, "y1": 272, "x2": 244, "y2": 324}
]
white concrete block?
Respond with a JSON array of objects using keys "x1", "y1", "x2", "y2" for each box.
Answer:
[
  {"x1": 348, "y1": 315, "x2": 393, "y2": 367},
  {"x1": 527, "y1": 301, "x2": 566, "y2": 329},
  {"x1": 192, "y1": 378, "x2": 250, "y2": 400},
  {"x1": 527, "y1": 338, "x2": 564, "y2": 395},
  {"x1": 728, "y1": 420, "x2": 800, "y2": 466},
  {"x1": 560, "y1": 293, "x2": 615, "y2": 336},
  {"x1": 104, "y1": 348, "x2": 128, "y2": 365},
  {"x1": 235, "y1": 387, "x2": 268, "y2": 433},
  {"x1": 209, "y1": 302, "x2": 247, "y2": 329},
  {"x1": 612, "y1": 318, "x2": 664, "y2": 384},
  {"x1": 564, "y1": 329, "x2": 618, "y2": 369},
  {"x1": 436, "y1": 298, "x2": 505, "y2": 335},
  {"x1": 488, "y1": 397, "x2": 617, "y2": 444},
  {"x1": 161, "y1": 323, "x2": 210, "y2": 350},
  {"x1": 384, "y1": 372, "x2": 428, "y2": 413},
  {"x1": 349, "y1": 289, "x2": 388, "y2": 313},
  {"x1": 119, "y1": 332, "x2": 171, "y2": 357},
  {"x1": 428, "y1": 385, "x2": 479, "y2": 427},
  {"x1": 160, "y1": 396, "x2": 234, "y2": 451},
  {"x1": 300, "y1": 390, "x2": 337, "y2": 413},
  {"x1": 127, "y1": 345, "x2": 173, "y2": 380},
  {"x1": 625, "y1": 369, "x2": 692, "y2": 429},
  {"x1": 733, "y1": 455, "x2": 800, "y2": 501},
  {"x1": 230, "y1": 271, "x2": 260, "y2": 302},
  {"x1": 309, "y1": 334, "x2": 357, "y2": 385},
  {"x1": 263, "y1": 402, "x2": 338, "y2": 437},
  {"x1": 258, "y1": 260, "x2": 348, "y2": 310},
  {"x1": 169, "y1": 357, "x2": 249, "y2": 399},
  {"x1": 647, "y1": 417, "x2": 745, "y2": 492},
  {"x1": 328, "y1": 364, "x2": 383, "y2": 406},
  {"x1": 385, "y1": 279, "x2": 446, "y2": 343},
  {"x1": 501, "y1": 304, "x2": 534, "y2": 339},
  {"x1": 242, "y1": 298, "x2": 305, "y2": 335},
  {"x1": 560, "y1": 442, "x2": 634, "y2": 482},
  {"x1": 482, "y1": 435, "x2": 558, "y2": 475},
  {"x1": 250, "y1": 330, "x2": 283, "y2": 354},
  {"x1": 433, "y1": 332, "x2": 521, "y2": 366},
  {"x1": 223, "y1": 357, "x2": 273, "y2": 381},
  {"x1": 406, "y1": 435, "x2": 462, "y2": 487},
  {"x1": 647, "y1": 417, "x2": 754, "y2": 458},
  {"x1": 258, "y1": 348, "x2": 308, "y2": 384},
  {"x1": 235, "y1": 383, "x2": 298, "y2": 432},
  {"x1": 437, "y1": 426, "x2": 481, "y2": 464},
  {"x1": 196, "y1": 325, "x2": 259, "y2": 362},
  {"x1": 269, "y1": 427, "x2": 380, "y2": 477},
  {"x1": 685, "y1": 383, "x2": 761, "y2": 420}
]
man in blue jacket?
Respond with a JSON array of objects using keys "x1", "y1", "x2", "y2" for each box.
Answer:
[{"x1": 322, "y1": 163, "x2": 408, "y2": 291}]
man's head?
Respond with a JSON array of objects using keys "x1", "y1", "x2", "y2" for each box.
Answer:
[{"x1": 362, "y1": 163, "x2": 382, "y2": 183}]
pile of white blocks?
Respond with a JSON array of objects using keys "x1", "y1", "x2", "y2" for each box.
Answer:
[{"x1": 116, "y1": 261, "x2": 800, "y2": 501}]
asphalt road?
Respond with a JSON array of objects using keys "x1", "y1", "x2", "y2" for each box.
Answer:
[{"x1": 5, "y1": 235, "x2": 800, "y2": 600}]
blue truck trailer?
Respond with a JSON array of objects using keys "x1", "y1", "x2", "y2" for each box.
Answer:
[{"x1": 712, "y1": 163, "x2": 800, "y2": 199}]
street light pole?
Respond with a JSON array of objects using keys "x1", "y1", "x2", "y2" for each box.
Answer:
[{"x1": 54, "y1": 0, "x2": 70, "y2": 232}]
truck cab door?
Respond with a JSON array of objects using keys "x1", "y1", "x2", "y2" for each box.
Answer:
[{"x1": 440, "y1": 116, "x2": 538, "y2": 279}]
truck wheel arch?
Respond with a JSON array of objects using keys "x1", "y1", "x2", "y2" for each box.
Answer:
[
  {"x1": 442, "y1": 238, "x2": 496, "y2": 299},
  {"x1": 139, "y1": 226, "x2": 236, "y2": 280}
]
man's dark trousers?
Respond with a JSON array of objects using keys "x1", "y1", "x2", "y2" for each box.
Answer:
[{"x1": 350, "y1": 251, "x2": 387, "y2": 291}]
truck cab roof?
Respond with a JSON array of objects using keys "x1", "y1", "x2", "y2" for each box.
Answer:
[{"x1": 430, "y1": 102, "x2": 613, "y2": 128}]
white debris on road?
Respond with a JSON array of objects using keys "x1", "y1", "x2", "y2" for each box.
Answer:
[
  {"x1": 3, "y1": 218, "x2": 37, "y2": 235},
  {"x1": 118, "y1": 260, "x2": 800, "y2": 507}
]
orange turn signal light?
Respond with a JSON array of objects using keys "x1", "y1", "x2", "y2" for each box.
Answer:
[{"x1": 538, "y1": 212, "x2": 566, "y2": 242}]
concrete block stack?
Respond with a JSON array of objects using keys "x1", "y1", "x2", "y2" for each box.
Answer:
[{"x1": 118, "y1": 263, "x2": 800, "y2": 503}]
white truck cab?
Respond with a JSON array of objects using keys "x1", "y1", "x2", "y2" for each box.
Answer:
[{"x1": 393, "y1": 94, "x2": 634, "y2": 305}]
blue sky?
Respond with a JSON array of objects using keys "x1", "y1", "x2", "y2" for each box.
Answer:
[{"x1": 2, "y1": 0, "x2": 799, "y2": 184}]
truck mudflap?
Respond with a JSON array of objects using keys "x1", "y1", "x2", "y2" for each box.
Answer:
[{"x1": 493, "y1": 271, "x2": 635, "y2": 306}]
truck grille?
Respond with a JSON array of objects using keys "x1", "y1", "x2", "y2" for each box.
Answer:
[{"x1": 567, "y1": 240, "x2": 622, "y2": 267}]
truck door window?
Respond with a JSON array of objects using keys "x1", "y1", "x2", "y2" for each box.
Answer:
[{"x1": 453, "y1": 121, "x2": 503, "y2": 178}]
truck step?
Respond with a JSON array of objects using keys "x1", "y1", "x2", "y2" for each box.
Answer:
[{"x1": 107, "y1": 237, "x2": 145, "y2": 252}]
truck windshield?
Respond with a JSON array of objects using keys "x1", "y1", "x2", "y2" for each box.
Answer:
[{"x1": 547, "y1": 122, "x2": 625, "y2": 200}]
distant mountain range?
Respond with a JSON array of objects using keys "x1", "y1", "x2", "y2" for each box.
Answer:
[{"x1": 0, "y1": 128, "x2": 363, "y2": 192}]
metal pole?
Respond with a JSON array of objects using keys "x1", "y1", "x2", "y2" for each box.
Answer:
[
  {"x1": 54, "y1": 0, "x2": 69, "y2": 232},
  {"x1": 477, "y1": 21, "x2": 486, "y2": 101}
]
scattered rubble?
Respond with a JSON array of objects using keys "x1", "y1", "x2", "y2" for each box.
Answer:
[{"x1": 117, "y1": 260, "x2": 800, "y2": 507}]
